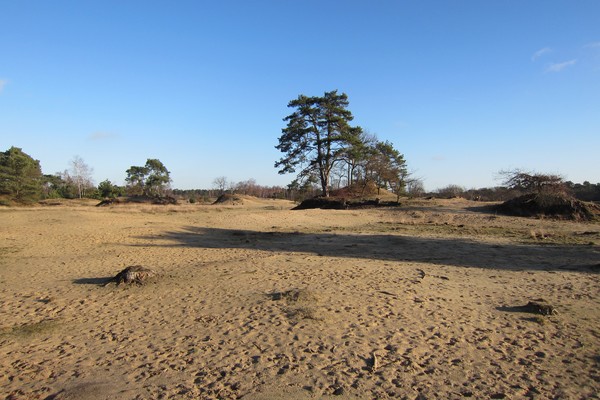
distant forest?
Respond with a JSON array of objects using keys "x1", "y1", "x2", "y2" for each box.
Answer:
[
  {"x1": 1, "y1": 146, "x2": 599, "y2": 205},
  {"x1": 173, "y1": 181, "x2": 600, "y2": 204}
]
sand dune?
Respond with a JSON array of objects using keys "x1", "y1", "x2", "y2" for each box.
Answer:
[{"x1": 1, "y1": 198, "x2": 599, "y2": 399}]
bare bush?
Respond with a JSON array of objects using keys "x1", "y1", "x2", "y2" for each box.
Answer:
[
  {"x1": 498, "y1": 169, "x2": 566, "y2": 195},
  {"x1": 406, "y1": 179, "x2": 425, "y2": 198},
  {"x1": 436, "y1": 184, "x2": 465, "y2": 198}
]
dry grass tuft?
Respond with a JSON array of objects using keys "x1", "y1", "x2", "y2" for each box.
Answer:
[
  {"x1": 287, "y1": 306, "x2": 322, "y2": 321},
  {"x1": 1, "y1": 319, "x2": 61, "y2": 338},
  {"x1": 269, "y1": 288, "x2": 324, "y2": 321},
  {"x1": 270, "y1": 288, "x2": 319, "y2": 303}
]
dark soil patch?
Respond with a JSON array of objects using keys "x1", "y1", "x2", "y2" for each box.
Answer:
[
  {"x1": 293, "y1": 197, "x2": 399, "y2": 210},
  {"x1": 495, "y1": 193, "x2": 600, "y2": 221},
  {"x1": 293, "y1": 197, "x2": 348, "y2": 210}
]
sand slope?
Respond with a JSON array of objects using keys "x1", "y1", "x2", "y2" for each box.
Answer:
[{"x1": 1, "y1": 199, "x2": 599, "y2": 399}]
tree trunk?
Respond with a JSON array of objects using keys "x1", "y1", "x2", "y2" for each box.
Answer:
[{"x1": 321, "y1": 173, "x2": 330, "y2": 197}]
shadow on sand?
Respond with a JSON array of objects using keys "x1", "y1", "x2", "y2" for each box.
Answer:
[
  {"x1": 132, "y1": 226, "x2": 599, "y2": 273},
  {"x1": 72, "y1": 277, "x2": 113, "y2": 285}
]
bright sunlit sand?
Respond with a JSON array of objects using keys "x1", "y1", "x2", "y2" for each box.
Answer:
[{"x1": 1, "y1": 198, "x2": 598, "y2": 399}]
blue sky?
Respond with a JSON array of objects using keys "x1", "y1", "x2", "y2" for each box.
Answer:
[{"x1": 1, "y1": 1, "x2": 599, "y2": 191}]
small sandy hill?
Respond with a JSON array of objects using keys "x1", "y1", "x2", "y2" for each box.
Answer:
[
  {"x1": 496, "y1": 192, "x2": 600, "y2": 221},
  {"x1": 213, "y1": 193, "x2": 247, "y2": 205},
  {"x1": 291, "y1": 186, "x2": 401, "y2": 211},
  {"x1": 212, "y1": 194, "x2": 294, "y2": 209}
]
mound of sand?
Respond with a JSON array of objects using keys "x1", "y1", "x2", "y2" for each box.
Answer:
[
  {"x1": 496, "y1": 192, "x2": 600, "y2": 221},
  {"x1": 293, "y1": 197, "x2": 348, "y2": 210},
  {"x1": 212, "y1": 194, "x2": 281, "y2": 206},
  {"x1": 212, "y1": 193, "x2": 246, "y2": 205}
]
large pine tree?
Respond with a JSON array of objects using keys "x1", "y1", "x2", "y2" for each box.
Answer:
[
  {"x1": 125, "y1": 159, "x2": 171, "y2": 197},
  {"x1": 275, "y1": 90, "x2": 363, "y2": 197}
]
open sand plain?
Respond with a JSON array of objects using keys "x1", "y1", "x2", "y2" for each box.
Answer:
[{"x1": 1, "y1": 197, "x2": 599, "y2": 399}]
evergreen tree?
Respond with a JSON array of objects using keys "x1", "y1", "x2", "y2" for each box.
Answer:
[
  {"x1": 275, "y1": 90, "x2": 363, "y2": 197},
  {"x1": 0, "y1": 147, "x2": 43, "y2": 202},
  {"x1": 125, "y1": 166, "x2": 148, "y2": 195},
  {"x1": 98, "y1": 179, "x2": 121, "y2": 198},
  {"x1": 125, "y1": 159, "x2": 171, "y2": 197},
  {"x1": 144, "y1": 159, "x2": 171, "y2": 196},
  {"x1": 370, "y1": 140, "x2": 408, "y2": 196}
]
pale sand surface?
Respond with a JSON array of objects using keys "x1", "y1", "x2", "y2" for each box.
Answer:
[{"x1": 1, "y1": 198, "x2": 599, "y2": 399}]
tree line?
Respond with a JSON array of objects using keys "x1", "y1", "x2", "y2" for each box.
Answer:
[
  {"x1": 430, "y1": 170, "x2": 600, "y2": 202},
  {"x1": 0, "y1": 146, "x2": 296, "y2": 204},
  {"x1": 0, "y1": 147, "x2": 172, "y2": 204},
  {"x1": 2, "y1": 145, "x2": 598, "y2": 205},
  {"x1": 2, "y1": 89, "x2": 598, "y2": 204}
]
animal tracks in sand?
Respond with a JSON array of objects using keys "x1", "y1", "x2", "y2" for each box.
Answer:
[{"x1": 0, "y1": 199, "x2": 598, "y2": 399}]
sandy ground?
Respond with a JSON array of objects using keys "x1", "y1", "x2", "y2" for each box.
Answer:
[{"x1": 1, "y1": 197, "x2": 599, "y2": 400}]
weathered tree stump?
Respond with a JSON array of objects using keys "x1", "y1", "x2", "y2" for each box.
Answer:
[
  {"x1": 522, "y1": 300, "x2": 557, "y2": 316},
  {"x1": 106, "y1": 266, "x2": 158, "y2": 286}
]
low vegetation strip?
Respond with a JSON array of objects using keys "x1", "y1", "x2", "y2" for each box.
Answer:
[
  {"x1": 96, "y1": 195, "x2": 177, "y2": 206},
  {"x1": 293, "y1": 197, "x2": 400, "y2": 210}
]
